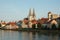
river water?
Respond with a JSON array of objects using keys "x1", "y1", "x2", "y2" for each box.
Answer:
[{"x1": 0, "y1": 30, "x2": 60, "y2": 40}]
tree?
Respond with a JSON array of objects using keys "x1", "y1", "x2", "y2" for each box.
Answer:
[
  {"x1": 16, "y1": 21, "x2": 22, "y2": 29},
  {"x1": 32, "y1": 24, "x2": 36, "y2": 29},
  {"x1": 44, "y1": 25, "x2": 48, "y2": 30},
  {"x1": 59, "y1": 23, "x2": 60, "y2": 27},
  {"x1": 0, "y1": 24, "x2": 1, "y2": 27},
  {"x1": 51, "y1": 24, "x2": 56, "y2": 30},
  {"x1": 58, "y1": 23, "x2": 60, "y2": 30},
  {"x1": 37, "y1": 23, "x2": 41, "y2": 29}
]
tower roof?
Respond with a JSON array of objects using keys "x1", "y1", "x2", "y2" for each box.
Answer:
[{"x1": 48, "y1": 11, "x2": 51, "y2": 14}]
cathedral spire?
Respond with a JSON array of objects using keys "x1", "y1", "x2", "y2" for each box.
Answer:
[
  {"x1": 29, "y1": 8, "x2": 34, "y2": 16},
  {"x1": 33, "y1": 8, "x2": 36, "y2": 17},
  {"x1": 29, "y1": 8, "x2": 31, "y2": 16},
  {"x1": 28, "y1": 8, "x2": 36, "y2": 21}
]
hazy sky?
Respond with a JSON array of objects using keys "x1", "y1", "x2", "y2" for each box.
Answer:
[{"x1": 0, "y1": 0, "x2": 60, "y2": 22}]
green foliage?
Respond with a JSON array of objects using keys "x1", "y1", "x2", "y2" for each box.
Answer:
[
  {"x1": 51, "y1": 24, "x2": 56, "y2": 30},
  {"x1": 32, "y1": 24, "x2": 36, "y2": 29},
  {"x1": 37, "y1": 23, "x2": 41, "y2": 29},
  {"x1": 58, "y1": 23, "x2": 60, "y2": 28},
  {"x1": 0, "y1": 24, "x2": 1, "y2": 27}
]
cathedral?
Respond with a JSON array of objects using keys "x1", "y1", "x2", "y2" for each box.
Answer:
[
  {"x1": 22, "y1": 8, "x2": 36, "y2": 28},
  {"x1": 28, "y1": 8, "x2": 36, "y2": 28}
]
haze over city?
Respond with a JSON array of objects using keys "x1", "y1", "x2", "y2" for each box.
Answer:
[{"x1": 0, "y1": 0, "x2": 60, "y2": 22}]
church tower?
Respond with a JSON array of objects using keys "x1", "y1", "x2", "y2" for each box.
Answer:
[
  {"x1": 48, "y1": 12, "x2": 52, "y2": 20},
  {"x1": 28, "y1": 8, "x2": 36, "y2": 28},
  {"x1": 28, "y1": 8, "x2": 36, "y2": 21}
]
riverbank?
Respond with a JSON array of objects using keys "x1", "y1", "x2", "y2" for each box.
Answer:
[
  {"x1": 0, "y1": 28, "x2": 60, "y2": 33},
  {"x1": 1, "y1": 29, "x2": 60, "y2": 35}
]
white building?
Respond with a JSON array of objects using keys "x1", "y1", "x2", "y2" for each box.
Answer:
[{"x1": 22, "y1": 21, "x2": 28, "y2": 28}]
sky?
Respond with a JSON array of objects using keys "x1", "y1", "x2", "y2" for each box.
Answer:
[{"x1": 0, "y1": 0, "x2": 60, "y2": 22}]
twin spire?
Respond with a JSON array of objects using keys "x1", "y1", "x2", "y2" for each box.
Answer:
[
  {"x1": 28, "y1": 8, "x2": 36, "y2": 18},
  {"x1": 28, "y1": 8, "x2": 36, "y2": 20}
]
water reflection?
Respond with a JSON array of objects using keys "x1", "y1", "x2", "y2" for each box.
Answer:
[{"x1": 0, "y1": 30, "x2": 60, "y2": 40}]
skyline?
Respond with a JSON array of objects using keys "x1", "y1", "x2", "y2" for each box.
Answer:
[{"x1": 0, "y1": 0, "x2": 60, "y2": 22}]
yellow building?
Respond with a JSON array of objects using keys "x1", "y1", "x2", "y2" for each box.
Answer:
[{"x1": 48, "y1": 12, "x2": 59, "y2": 20}]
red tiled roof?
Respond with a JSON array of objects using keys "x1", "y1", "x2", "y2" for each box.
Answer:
[
  {"x1": 7, "y1": 22, "x2": 16, "y2": 26},
  {"x1": 40, "y1": 18, "x2": 49, "y2": 24},
  {"x1": 2, "y1": 22, "x2": 6, "y2": 24},
  {"x1": 31, "y1": 20, "x2": 37, "y2": 24},
  {"x1": 41, "y1": 18, "x2": 49, "y2": 20}
]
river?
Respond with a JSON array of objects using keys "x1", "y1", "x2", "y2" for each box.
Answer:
[{"x1": 0, "y1": 30, "x2": 60, "y2": 40}]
